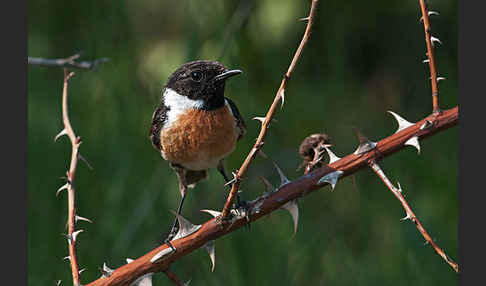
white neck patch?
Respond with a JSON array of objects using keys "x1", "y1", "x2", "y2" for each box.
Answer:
[{"x1": 163, "y1": 88, "x2": 204, "y2": 128}]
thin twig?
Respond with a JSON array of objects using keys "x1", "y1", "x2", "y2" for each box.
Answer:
[
  {"x1": 418, "y1": 0, "x2": 441, "y2": 114},
  {"x1": 59, "y1": 69, "x2": 83, "y2": 286},
  {"x1": 85, "y1": 107, "x2": 458, "y2": 286},
  {"x1": 368, "y1": 161, "x2": 459, "y2": 273},
  {"x1": 28, "y1": 53, "x2": 109, "y2": 70},
  {"x1": 221, "y1": 0, "x2": 319, "y2": 218},
  {"x1": 164, "y1": 269, "x2": 185, "y2": 286}
]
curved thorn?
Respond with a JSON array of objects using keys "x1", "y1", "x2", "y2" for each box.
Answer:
[
  {"x1": 299, "y1": 16, "x2": 310, "y2": 22},
  {"x1": 78, "y1": 268, "x2": 86, "y2": 275},
  {"x1": 252, "y1": 117, "x2": 266, "y2": 123},
  {"x1": 404, "y1": 136, "x2": 421, "y2": 154},
  {"x1": 423, "y1": 59, "x2": 430, "y2": 63},
  {"x1": 430, "y1": 36, "x2": 442, "y2": 46},
  {"x1": 259, "y1": 176, "x2": 276, "y2": 193},
  {"x1": 200, "y1": 209, "x2": 222, "y2": 218},
  {"x1": 54, "y1": 129, "x2": 67, "y2": 143},
  {"x1": 132, "y1": 273, "x2": 154, "y2": 286},
  {"x1": 281, "y1": 199, "x2": 299, "y2": 234},
  {"x1": 203, "y1": 240, "x2": 216, "y2": 272},
  {"x1": 78, "y1": 153, "x2": 93, "y2": 170},
  {"x1": 100, "y1": 262, "x2": 114, "y2": 278},
  {"x1": 323, "y1": 145, "x2": 341, "y2": 164},
  {"x1": 280, "y1": 89, "x2": 285, "y2": 109},
  {"x1": 56, "y1": 280, "x2": 62, "y2": 286},
  {"x1": 387, "y1": 111, "x2": 415, "y2": 133},
  {"x1": 56, "y1": 184, "x2": 69, "y2": 197},
  {"x1": 75, "y1": 215, "x2": 93, "y2": 224},
  {"x1": 184, "y1": 279, "x2": 192, "y2": 286},
  {"x1": 317, "y1": 170, "x2": 344, "y2": 190},
  {"x1": 171, "y1": 211, "x2": 202, "y2": 241},
  {"x1": 151, "y1": 247, "x2": 175, "y2": 263},
  {"x1": 353, "y1": 129, "x2": 377, "y2": 155},
  {"x1": 271, "y1": 160, "x2": 290, "y2": 186},
  {"x1": 63, "y1": 256, "x2": 71, "y2": 261},
  {"x1": 126, "y1": 258, "x2": 134, "y2": 264},
  {"x1": 428, "y1": 11, "x2": 440, "y2": 16},
  {"x1": 72, "y1": 229, "x2": 84, "y2": 242},
  {"x1": 437, "y1": 76, "x2": 446, "y2": 81},
  {"x1": 397, "y1": 181, "x2": 403, "y2": 193}
]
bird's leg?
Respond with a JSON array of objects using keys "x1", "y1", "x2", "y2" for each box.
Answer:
[{"x1": 165, "y1": 164, "x2": 188, "y2": 249}]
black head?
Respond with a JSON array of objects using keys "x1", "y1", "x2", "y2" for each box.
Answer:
[{"x1": 164, "y1": 60, "x2": 242, "y2": 109}]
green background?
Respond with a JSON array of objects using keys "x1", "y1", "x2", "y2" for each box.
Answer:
[{"x1": 28, "y1": 0, "x2": 458, "y2": 285}]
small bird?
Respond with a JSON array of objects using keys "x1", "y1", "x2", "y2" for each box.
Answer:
[{"x1": 149, "y1": 60, "x2": 246, "y2": 242}]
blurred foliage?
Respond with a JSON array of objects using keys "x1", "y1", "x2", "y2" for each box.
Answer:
[{"x1": 28, "y1": 0, "x2": 458, "y2": 285}]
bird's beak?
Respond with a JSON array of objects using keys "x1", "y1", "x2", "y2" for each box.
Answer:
[{"x1": 214, "y1": 69, "x2": 243, "y2": 82}]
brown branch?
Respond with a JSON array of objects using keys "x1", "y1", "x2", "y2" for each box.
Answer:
[
  {"x1": 163, "y1": 269, "x2": 185, "y2": 286},
  {"x1": 221, "y1": 0, "x2": 319, "y2": 218},
  {"x1": 419, "y1": 0, "x2": 441, "y2": 114},
  {"x1": 368, "y1": 161, "x2": 459, "y2": 273},
  {"x1": 85, "y1": 107, "x2": 458, "y2": 286},
  {"x1": 28, "y1": 53, "x2": 109, "y2": 70},
  {"x1": 57, "y1": 69, "x2": 84, "y2": 286}
]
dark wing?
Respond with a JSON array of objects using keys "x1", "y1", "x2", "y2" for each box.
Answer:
[
  {"x1": 149, "y1": 103, "x2": 170, "y2": 150},
  {"x1": 225, "y1": 97, "x2": 246, "y2": 140}
]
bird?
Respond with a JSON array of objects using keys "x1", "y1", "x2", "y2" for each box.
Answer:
[{"x1": 149, "y1": 60, "x2": 246, "y2": 243}]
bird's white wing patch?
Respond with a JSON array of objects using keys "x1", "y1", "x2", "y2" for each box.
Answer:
[{"x1": 163, "y1": 88, "x2": 204, "y2": 128}]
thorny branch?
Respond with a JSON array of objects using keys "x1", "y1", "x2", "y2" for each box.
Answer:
[
  {"x1": 221, "y1": 0, "x2": 319, "y2": 218},
  {"x1": 85, "y1": 107, "x2": 458, "y2": 286},
  {"x1": 28, "y1": 53, "x2": 109, "y2": 70},
  {"x1": 368, "y1": 161, "x2": 459, "y2": 273},
  {"x1": 419, "y1": 0, "x2": 442, "y2": 114},
  {"x1": 57, "y1": 69, "x2": 84, "y2": 286}
]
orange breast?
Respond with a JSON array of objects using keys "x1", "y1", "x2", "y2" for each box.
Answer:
[{"x1": 160, "y1": 106, "x2": 238, "y2": 170}]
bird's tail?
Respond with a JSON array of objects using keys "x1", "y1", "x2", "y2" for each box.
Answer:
[{"x1": 185, "y1": 170, "x2": 208, "y2": 188}]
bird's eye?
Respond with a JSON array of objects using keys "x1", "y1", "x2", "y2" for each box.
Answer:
[{"x1": 190, "y1": 71, "x2": 203, "y2": 82}]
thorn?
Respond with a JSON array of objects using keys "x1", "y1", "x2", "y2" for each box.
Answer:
[
  {"x1": 270, "y1": 159, "x2": 290, "y2": 186},
  {"x1": 430, "y1": 36, "x2": 442, "y2": 46},
  {"x1": 78, "y1": 268, "x2": 86, "y2": 275},
  {"x1": 422, "y1": 59, "x2": 430, "y2": 63},
  {"x1": 419, "y1": 16, "x2": 423, "y2": 22},
  {"x1": 72, "y1": 229, "x2": 84, "y2": 242},
  {"x1": 75, "y1": 215, "x2": 93, "y2": 224},
  {"x1": 132, "y1": 272, "x2": 154, "y2": 286},
  {"x1": 323, "y1": 144, "x2": 341, "y2": 164},
  {"x1": 224, "y1": 171, "x2": 239, "y2": 187},
  {"x1": 56, "y1": 280, "x2": 62, "y2": 286},
  {"x1": 387, "y1": 111, "x2": 415, "y2": 133},
  {"x1": 252, "y1": 116, "x2": 266, "y2": 123},
  {"x1": 279, "y1": 89, "x2": 285, "y2": 109},
  {"x1": 203, "y1": 240, "x2": 216, "y2": 272},
  {"x1": 437, "y1": 76, "x2": 446, "y2": 81},
  {"x1": 281, "y1": 199, "x2": 299, "y2": 234},
  {"x1": 201, "y1": 209, "x2": 222, "y2": 218},
  {"x1": 299, "y1": 16, "x2": 310, "y2": 22},
  {"x1": 259, "y1": 176, "x2": 276, "y2": 193},
  {"x1": 54, "y1": 129, "x2": 68, "y2": 142},
  {"x1": 184, "y1": 279, "x2": 192, "y2": 286},
  {"x1": 353, "y1": 129, "x2": 377, "y2": 155},
  {"x1": 317, "y1": 170, "x2": 344, "y2": 190},
  {"x1": 170, "y1": 211, "x2": 202, "y2": 241},
  {"x1": 400, "y1": 212, "x2": 412, "y2": 221},
  {"x1": 100, "y1": 262, "x2": 114, "y2": 278},
  {"x1": 397, "y1": 182, "x2": 403, "y2": 193},
  {"x1": 420, "y1": 120, "x2": 433, "y2": 130},
  {"x1": 126, "y1": 258, "x2": 134, "y2": 263},
  {"x1": 78, "y1": 153, "x2": 93, "y2": 170},
  {"x1": 404, "y1": 136, "x2": 421, "y2": 154},
  {"x1": 151, "y1": 247, "x2": 175, "y2": 263},
  {"x1": 428, "y1": 11, "x2": 440, "y2": 16},
  {"x1": 56, "y1": 183, "x2": 69, "y2": 196},
  {"x1": 257, "y1": 149, "x2": 268, "y2": 159},
  {"x1": 63, "y1": 256, "x2": 71, "y2": 262}
]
